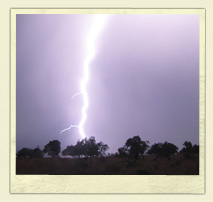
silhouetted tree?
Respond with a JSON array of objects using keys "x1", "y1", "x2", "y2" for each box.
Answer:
[
  {"x1": 62, "y1": 145, "x2": 76, "y2": 157},
  {"x1": 32, "y1": 147, "x2": 43, "y2": 158},
  {"x1": 97, "y1": 141, "x2": 109, "y2": 157},
  {"x1": 17, "y1": 147, "x2": 43, "y2": 159},
  {"x1": 117, "y1": 147, "x2": 128, "y2": 162},
  {"x1": 75, "y1": 139, "x2": 86, "y2": 157},
  {"x1": 192, "y1": 144, "x2": 199, "y2": 154},
  {"x1": 180, "y1": 141, "x2": 199, "y2": 159},
  {"x1": 84, "y1": 136, "x2": 99, "y2": 158},
  {"x1": 62, "y1": 136, "x2": 109, "y2": 165},
  {"x1": 43, "y1": 140, "x2": 61, "y2": 157},
  {"x1": 62, "y1": 140, "x2": 86, "y2": 158},
  {"x1": 17, "y1": 148, "x2": 33, "y2": 159},
  {"x1": 147, "y1": 141, "x2": 178, "y2": 160},
  {"x1": 117, "y1": 136, "x2": 149, "y2": 166}
]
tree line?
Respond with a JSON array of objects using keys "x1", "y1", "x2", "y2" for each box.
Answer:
[
  {"x1": 16, "y1": 137, "x2": 109, "y2": 159},
  {"x1": 16, "y1": 136, "x2": 199, "y2": 165}
]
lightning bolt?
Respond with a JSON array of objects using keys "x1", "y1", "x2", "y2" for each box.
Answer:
[
  {"x1": 60, "y1": 15, "x2": 109, "y2": 139},
  {"x1": 60, "y1": 125, "x2": 79, "y2": 135},
  {"x1": 71, "y1": 92, "x2": 82, "y2": 100}
]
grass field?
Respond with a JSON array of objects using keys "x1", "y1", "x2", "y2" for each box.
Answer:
[{"x1": 16, "y1": 154, "x2": 199, "y2": 175}]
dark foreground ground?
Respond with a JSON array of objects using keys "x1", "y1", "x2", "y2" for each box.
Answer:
[{"x1": 16, "y1": 154, "x2": 199, "y2": 175}]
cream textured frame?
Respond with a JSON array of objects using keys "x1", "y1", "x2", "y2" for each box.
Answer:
[{"x1": 10, "y1": 8, "x2": 205, "y2": 194}]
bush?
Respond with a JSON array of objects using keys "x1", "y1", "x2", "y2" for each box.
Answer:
[{"x1": 117, "y1": 136, "x2": 149, "y2": 166}]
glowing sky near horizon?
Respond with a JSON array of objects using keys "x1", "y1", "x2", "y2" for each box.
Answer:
[{"x1": 16, "y1": 14, "x2": 199, "y2": 153}]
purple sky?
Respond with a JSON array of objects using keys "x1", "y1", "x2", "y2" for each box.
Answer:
[{"x1": 16, "y1": 14, "x2": 199, "y2": 153}]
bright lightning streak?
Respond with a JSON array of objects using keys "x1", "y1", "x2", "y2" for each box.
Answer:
[
  {"x1": 79, "y1": 15, "x2": 109, "y2": 138},
  {"x1": 71, "y1": 92, "x2": 82, "y2": 100},
  {"x1": 60, "y1": 125, "x2": 79, "y2": 135},
  {"x1": 60, "y1": 15, "x2": 109, "y2": 138}
]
